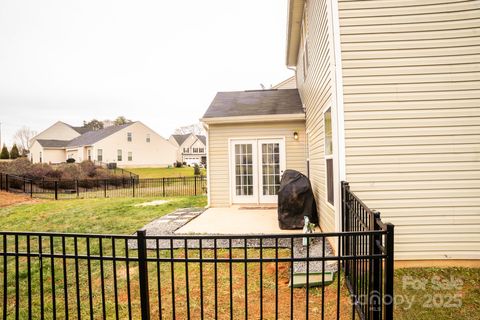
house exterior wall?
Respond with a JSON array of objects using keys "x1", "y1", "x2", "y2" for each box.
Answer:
[
  {"x1": 295, "y1": 0, "x2": 339, "y2": 234},
  {"x1": 183, "y1": 138, "x2": 206, "y2": 165},
  {"x1": 168, "y1": 137, "x2": 182, "y2": 162},
  {"x1": 30, "y1": 141, "x2": 66, "y2": 164},
  {"x1": 207, "y1": 120, "x2": 306, "y2": 207},
  {"x1": 66, "y1": 148, "x2": 81, "y2": 162},
  {"x1": 336, "y1": 0, "x2": 480, "y2": 260},
  {"x1": 92, "y1": 122, "x2": 177, "y2": 167},
  {"x1": 31, "y1": 122, "x2": 80, "y2": 144},
  {"x1": 273, "y1": 76, "x2": 297, "y2": 89}
]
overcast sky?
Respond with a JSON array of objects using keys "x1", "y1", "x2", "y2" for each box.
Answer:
[{"x1": 0, "y1": 0, "x2": 293, "y2": 146}]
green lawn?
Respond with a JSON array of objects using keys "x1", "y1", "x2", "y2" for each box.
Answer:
[
  {"x1": 0, "y1": 197, "x2": 478, "y2": 319},
  {"x1": 0, "y1": 195, "x2": 207, "y2": 234},
  {"x1": 394, "y1": 267, "x2": 480, "y2": 319},
  {"x1": 125, "y1": 167, "x2": 206, "y2": 178}
]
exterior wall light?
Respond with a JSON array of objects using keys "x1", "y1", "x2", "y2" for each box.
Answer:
[{"x1": 293, "y1": 132, "x2": 299, "y2": 140}]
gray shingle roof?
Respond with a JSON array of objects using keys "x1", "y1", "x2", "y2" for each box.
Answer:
[
  {"x1": 70, "y1": 126, "x2": 92, "y2": 134},
  {"x1": 171, "y1": 134, "x2": 191, "y2": 146},
  {"x1": 36, "y1": 139, "x2": 71, "y2": 148},
  {"x1": 67, "y1": 123, "x2": 135, "y2": 148},
  {"x1": 196, "y1": 135, "x2": 206, "y2": 145},
  {"x1": 202, "y1": 89, "x2": 304, "y2": 119}
]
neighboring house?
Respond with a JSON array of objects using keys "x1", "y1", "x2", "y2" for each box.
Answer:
[
  {"x1": 30, "y1": 121, "x2": 177, "y2": 167},
  {"x1": 169, "y1": 133, "x2": 207, "y2": 166},
  {"x1": 201, "y1": 89, "x2": 306, "y2": 206},
  {"x1": 203, "y1": 1, "x2": 480, "y2": 263}
]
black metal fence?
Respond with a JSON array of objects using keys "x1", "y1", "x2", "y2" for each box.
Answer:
[
  {"x1": 0, "y1": 181, "x2": 394, "y2": 319},
  {"x1": 0, "y1": 228, "x2": 393, "y2": 320},
  {"x1": 342, "y1": 181, "x2": 395, "y2": 320},
  {"x1": 0, "y1": 173, "x2": 207, "y2": 199}
]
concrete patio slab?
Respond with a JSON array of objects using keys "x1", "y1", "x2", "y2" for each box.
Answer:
[{"x1": 175, "y1": 206, "x2": 320, "y2": 235}]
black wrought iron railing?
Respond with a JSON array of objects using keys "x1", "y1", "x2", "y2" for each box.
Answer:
[
  {"x1": 0, "y1": 173, "x2": 207, "y2": 199},
  {"x1": 0, "y1": 228, "x2": 393, "y2": 319},
  {"x1": 342, "y1": 181, "x2": 395, "y2": 320}
]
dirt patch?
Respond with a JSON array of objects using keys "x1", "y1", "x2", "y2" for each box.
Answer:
[
  {"x1": 0, "y1": 191, "x2": 41, "y2": 207},
  {"x1": 134, "y1": 200, "x2": 170, "y2": 207}
]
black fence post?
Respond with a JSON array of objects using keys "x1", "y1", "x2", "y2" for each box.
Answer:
[
  {"x1": 132, "y1": 178, "x2": 135, "y2": 198},
  {"x1": 30, "y1": 180, "x2": 33, "y2": 198},
  {"x1": 370, "y1": 210, "x2": 382, "y2": 320},
  {"x1": 0, "y1": 173, "x2": 3, "y2": 191},
  {"x1": 385, "y1": 223, "x2": 395, "y2": 319},
  {"x1": 162, "y1": 178, "x2": 165, "y2": 197},
  {"x1": 137, "y1": 230, "x2": 151, "y2": 320},
  {"x1": 104, "y1": 179, "x2": 107, "y2": 198},
  {"x1": 76, "y1": 180, "x2": 79, "y2": 198},
  {"x1": 54, "y1": 181, "x2": 58, "y2": 200},
  {"x1": 5, "y1": 174, "x2": 9, "y2": 192},
  {"x1": 341, "y1": 181, "x2": 350, "y2": 273},
  {"x1": 194, "y1": 176, "x2": 197, "y2": 196}
]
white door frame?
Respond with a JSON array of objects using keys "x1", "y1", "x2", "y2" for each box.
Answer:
[
  {"x1": 258, "y1": 138, "x2": 286, "y2": 204},
  {"x1": 229, "y1": 137, "x2": 286, "y2": 205}
]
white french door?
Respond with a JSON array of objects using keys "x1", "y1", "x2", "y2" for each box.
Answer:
[{"x1": 230, "y1": 138, "x2": 285, "y2": 204}]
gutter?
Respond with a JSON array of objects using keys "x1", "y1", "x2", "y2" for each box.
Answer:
[{"x1": 201, "y1": 113, "x2": 305, "y2": 125}]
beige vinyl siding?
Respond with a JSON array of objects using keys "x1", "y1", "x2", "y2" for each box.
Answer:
[
  {"x1": 93, "y1": 122, "x2": 177, "y2": 168},
  {"x1": 273, "y1": 76, "x2": 297, "y2": 89},
  {"x1": 338, "y1": 0, "x2": 480, "y2": 260},
  {"x1": 296, "y1": 0, "x2": 337, "y2": 233},
  {"x1": 207, "y1": 121, "x2": 306, "y2": 207}
]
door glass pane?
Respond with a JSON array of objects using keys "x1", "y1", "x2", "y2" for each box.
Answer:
[
  {"x1": 235, "y1": 143, "x2": 254, "y2": 196},
  {"x1": 261, "y1": 143, "x2": 281, "y2": 196}
]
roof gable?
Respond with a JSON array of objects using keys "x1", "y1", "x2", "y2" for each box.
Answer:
[
  {"x1": 171, "y1": 134, "x2": 192, "y2": 146},
  {"x1": 196, "y1": 135, "x2": 206, "y2": 145}
]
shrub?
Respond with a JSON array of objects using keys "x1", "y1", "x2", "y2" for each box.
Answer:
[
  {"x1": 193, "y1": 163, "x2": 201, "y2": 176},
  {"x1": 66, "y1": 158, "x2": 76, "y2": 163},
  {"x1": 9, "y1": 144, "x2": 20, "y2": 159},
  {"x1": 79, "y1": 160, "x2": 97, "y2": 178},
  {"x1": 175, "y1": 161, "x2": 183, "y2": 168},
  {"x1": 0, "y1": 145, "x2": 9, "y2": 159},
  {"x1": 6, "y1": 158, "x2": 32, "y2": 176}
]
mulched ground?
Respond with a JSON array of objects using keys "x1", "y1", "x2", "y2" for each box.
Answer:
[{"x1": 0, "y1": 191, "x2": 41, "y2": 207}]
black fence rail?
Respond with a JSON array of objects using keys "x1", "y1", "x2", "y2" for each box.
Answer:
[
  {"x1": 0, "y1": 173, "x2": 207, "y2": 199},
  {"x1": 93, "y1": 161, "x2": 140, "y2": 179},
  {"x1": 342, "y1": 181, "x2": 395, "y2": 320},
  {"x1": 0, "y1": 227, "x2": 393, "y2": 320}
]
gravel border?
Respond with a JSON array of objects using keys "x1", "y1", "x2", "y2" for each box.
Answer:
[{"x1": 129, "y1": 208, "x2": 338, "y2": 273}]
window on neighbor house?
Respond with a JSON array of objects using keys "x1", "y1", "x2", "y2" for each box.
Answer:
[
  {"x1": 128, "y1": 152, "x2": 132, "y2": 161},
  {"x1": 193, "y1": 148, "x2": 199, "y2": 153},
  {"x1": 324, "y1": 108, "x2": 334, "y2": 205},
  {"x1": 97, "y1": 149, "x2": 103, "y2": 162},
  {"x1": 117, "y1": 149, "x2": 122, "y2": 161},
  {"x1": 199, "y1": 148, "x2": 204, "y2": 153},
  {"x1": 127, "y1": 132, "x2": 132, "y2": 142},
  {"x1": 39, "y1": 152, "x2": 42, "y2": 163},
  {"x1": 87, "y1": 150, "x2": 91, "y2": 161},
  {"x1": 183, "y1": 147, "x2": 189, "y2": 153},
  {"x1": 146, "y1": 134, "x2": 150, "y2": 143}
]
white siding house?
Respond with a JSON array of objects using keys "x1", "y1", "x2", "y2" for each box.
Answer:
[
  {"x1": 285, "y1": 0, "x2": 480, "y2": 262},
  {"x1": 30, "y1": 121, "x2": 177, "y2": 167}
]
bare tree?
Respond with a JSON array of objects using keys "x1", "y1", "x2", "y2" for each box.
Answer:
[{"x1": 13, "y1": 126, "x2": 37, "y2": 155}]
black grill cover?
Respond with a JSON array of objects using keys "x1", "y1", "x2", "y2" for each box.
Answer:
[{"x1": 278, "y1": 170, "x2": 318, "y2": 230}]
